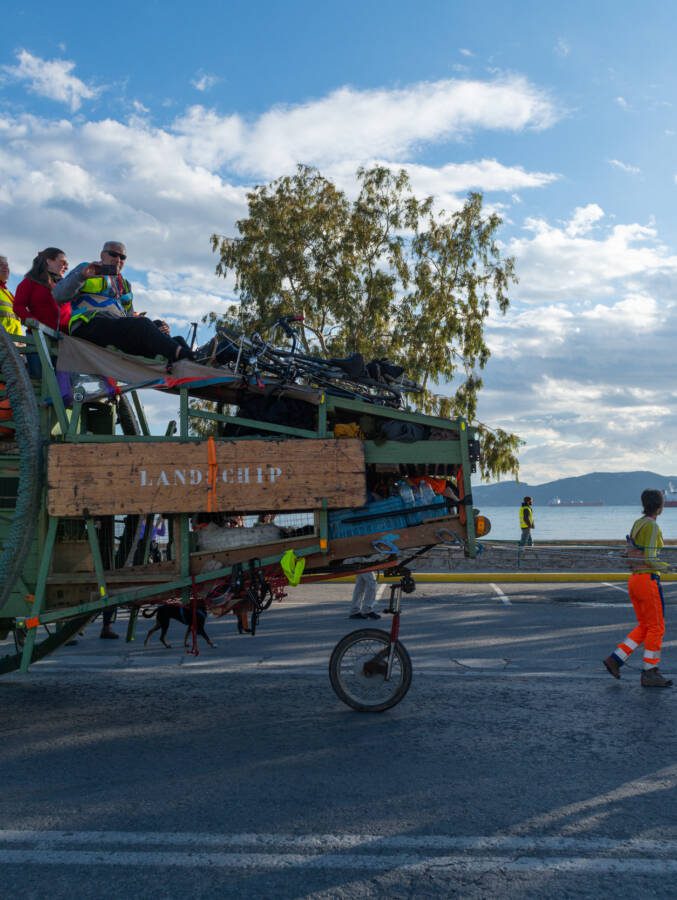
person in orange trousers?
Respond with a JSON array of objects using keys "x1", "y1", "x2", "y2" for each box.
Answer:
[{"x1": 604, "y1": 489, "x2": 672, "y2": 687}]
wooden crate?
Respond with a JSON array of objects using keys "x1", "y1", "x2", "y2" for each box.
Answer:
[{"x1": 48, "y1": 438, "x2": 366, "y2": 517}]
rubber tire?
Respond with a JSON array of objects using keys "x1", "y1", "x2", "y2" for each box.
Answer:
[
  {"x1": 328, "y1": 627, "x2": 412, "y2": 712},
  {"x1": 0, "y1": 329, "x2": 42, "y2": 615}
]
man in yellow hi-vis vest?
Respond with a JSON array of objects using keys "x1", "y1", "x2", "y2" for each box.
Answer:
[
  {"x1": 0, "y1": 256, "x2": 24, "y2": 337},
  {"x1": 519, "y1": 496, "x2": 534, "y2": 546}
]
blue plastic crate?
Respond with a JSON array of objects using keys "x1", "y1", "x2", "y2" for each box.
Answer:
[
  {"x1": 329, "y1": 498, "x2": 402, "y2": 538},
  {"x1": 329, "y1": 494, "x2": 426, "y2": 539}
]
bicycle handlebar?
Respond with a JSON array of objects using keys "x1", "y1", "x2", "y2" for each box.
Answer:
[{"x1": 276, "y1": 315, "x2": 304, "y2": 339}]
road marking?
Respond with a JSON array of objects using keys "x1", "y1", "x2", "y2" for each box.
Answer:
[
  {"x1": 602, "y1": 582, "x2": 628, "y2": 594},
  {"x1": 569, "y1": 602, "x2": 632, "y2": 608},
  {"x1": 16, "y1": 666, "x2": 641, "y2": 680},
  {"x1": 3, "y1": 831, "x2": 677, "y2": 852},
  {"x1": 490, "y1": 583, "x2": 512, "y2": 606},
  {"x1": 1, "y1": 832, "x2": 677, "y2": 874}
]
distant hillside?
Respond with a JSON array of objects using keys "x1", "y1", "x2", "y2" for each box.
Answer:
[{"x1": 471, "y1": 471, "x2": 676, "y2": 507}]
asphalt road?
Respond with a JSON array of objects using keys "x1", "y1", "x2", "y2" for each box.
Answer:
[{"x1": 1, "y1": 581, "x2": 676, "y2": 898}]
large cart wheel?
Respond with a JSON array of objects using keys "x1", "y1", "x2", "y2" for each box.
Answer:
[
  {"x1": 0, "y1": 329, "x2": 42, "y2": 615},
  {"x1": 329, "y1": 628, "x2": 412, "y2": 712},
  {"x1": 0, "y1": 614, "x2": 95, "y2": 675}
]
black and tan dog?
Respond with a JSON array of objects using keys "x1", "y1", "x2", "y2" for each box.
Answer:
[{"x1": 143, "y1": 604, "x2": 214, "y2": 649}]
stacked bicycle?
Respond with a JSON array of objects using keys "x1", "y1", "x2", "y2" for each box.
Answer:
[{"x1": 196, "y1": 315, "x2": 423, "y2": 408}]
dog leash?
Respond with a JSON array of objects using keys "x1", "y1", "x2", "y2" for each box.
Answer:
[{"x1": 186, "y1": 575, "x2": 200, "y2": 657}]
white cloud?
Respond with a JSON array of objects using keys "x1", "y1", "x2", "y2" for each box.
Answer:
[
  {"x1": 191, "y1": 72, "x2": 220, "y2": 92},
  {"x1": 459, "y1": 48, "x2": 474, "y2": 57},
  {"x1": 402, "y1": 159, "x2": 558, "y2": 194},
  {"x1": 173, "y1": 75, "x2": 559, "y2": 177},
  {"x1": 609, "y1": 158, "x2": 641, "y2": 175},
  {"x1": 322, "y1": 157, "x2": 558, "y2": 213},
  {"x1": 615, "y1": 96, "x2": 629, "y2": 109},
  {"x1": 475, "y1": 204, "x2": 677, "y2": 480},
  {"x1": 3, "y1": 50, "x2": 98, "y2": 111},
  {"x1": 508, "y1": 206, "x2": 677, "y2": 303},
  {"x1": 564, "y1": 203, "x2": 605, "y2": 237}
]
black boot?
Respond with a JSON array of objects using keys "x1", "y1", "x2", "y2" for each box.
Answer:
[
  {"x1": 641, "y1": 667, "x2": 673, "y2": 687},
  {"x1": 603, "y1": 655, "x2": 622, "y2": 679}
]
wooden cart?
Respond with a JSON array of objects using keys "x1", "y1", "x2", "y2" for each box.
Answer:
[{"x1": 0, "y1": 324, "x2": 488, "y2": 708}]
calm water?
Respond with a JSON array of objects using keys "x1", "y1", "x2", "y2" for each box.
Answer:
[{"x1": 478, "y1": 505, "x2": 677, "y2": 541}]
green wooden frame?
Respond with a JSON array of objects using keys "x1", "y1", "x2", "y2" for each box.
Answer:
[{"x1": 1, "y1": 326, "x2": 482, "y2": 670}]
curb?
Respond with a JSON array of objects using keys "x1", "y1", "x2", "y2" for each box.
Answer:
[{"x1": 323, "y1": 572, "x2": 677, "y2": 584}]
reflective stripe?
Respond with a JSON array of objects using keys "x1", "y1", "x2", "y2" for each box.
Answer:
[
  {"x1": 69, "y1": 274, "x2": 133, "y2": 331},
  {"x1": 615, "y1": 647, "x2": 629, "y2": 661}
]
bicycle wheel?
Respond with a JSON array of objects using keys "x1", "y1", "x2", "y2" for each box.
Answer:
[
  {"x1": 329, "y1": 628, "x2": 412, "y2": 712},
  {"x1": 283, "y1": 357, "x2": 403, "y2": 407},
  {"x1": 278, "y1": 349, "x2": 406, "y2": 406}
]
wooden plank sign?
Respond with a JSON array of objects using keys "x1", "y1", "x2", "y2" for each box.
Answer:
[{"x1": 48, "y1": 439, "x2": 366, "y2": 517}]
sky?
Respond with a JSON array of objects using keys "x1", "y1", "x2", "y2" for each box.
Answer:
[{"x1": 2, "y1": 0, "x2": 677, "y2": 484}]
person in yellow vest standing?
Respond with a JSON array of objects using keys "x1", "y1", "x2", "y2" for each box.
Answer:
[
  {"x1": 519, "y1": 496, "x2": 534, "y2": 546},
  {"x1": 0, "y1": 256, "x2": 24, "y2": 337}
]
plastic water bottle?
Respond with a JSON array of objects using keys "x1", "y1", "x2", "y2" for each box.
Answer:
[
  {"x1": 416, "y1": 480, "x2": 436, "y2": 507},
  {"x1": 396, "y1": 480, "x2": 415, "y2": 507}
]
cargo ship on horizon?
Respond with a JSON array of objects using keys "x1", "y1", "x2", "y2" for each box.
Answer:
[
  {"x1": 662, "y1": 482, "x2": 677, "y2": 508},
  {"x1": 548, "y1": 497, "x2": 605, "y2": 507}
]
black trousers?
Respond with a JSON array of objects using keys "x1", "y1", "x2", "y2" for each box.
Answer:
[{"x1": 74, "y1": 316, "x2": 184, "y2": 361}]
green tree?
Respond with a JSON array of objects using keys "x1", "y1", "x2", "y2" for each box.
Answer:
[{"x1": 210, "y1": 164, "x2": 522, "y2": 479}]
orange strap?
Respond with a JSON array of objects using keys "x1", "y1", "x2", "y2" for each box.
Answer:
[{"x1": 206, "y1": 436, "x2": 218, "y2": 513}]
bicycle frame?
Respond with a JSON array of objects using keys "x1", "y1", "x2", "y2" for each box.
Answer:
[{"x1": 212, "y1": 314, "x2": 419, "y2": 409}]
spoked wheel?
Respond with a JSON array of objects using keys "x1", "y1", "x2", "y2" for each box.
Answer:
[
  {"x1": 329, "y1": 628, "x2": 412, "y2": 712},
  {"x1": 0, "y1": 614, "x2": 95, "y2": 675}
]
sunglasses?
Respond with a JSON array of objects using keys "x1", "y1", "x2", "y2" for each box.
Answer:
[{"x1": 106, "y1": 251, "x2": 127, "y2": 260}]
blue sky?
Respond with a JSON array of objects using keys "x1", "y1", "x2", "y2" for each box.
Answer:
[{"x1": 3, "y1": 0, "x2": 677, "y2": 483}]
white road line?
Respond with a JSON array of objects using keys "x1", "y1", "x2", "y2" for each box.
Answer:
[
  {"x1": 569, "y1": 602, "x2": 632, "y2": 608},
  {"x1": 2, "y1": 831, "x2": 677, "y2": 853},
  {"x1": 602, "y1": 582, "x2": 628, "y2": 594},
  {"x1": 490, "y1": 583, "x2": 512, "y2": 606},
  {"x1": 17, "y1": 664, "x2": 637, "y2": 679}
]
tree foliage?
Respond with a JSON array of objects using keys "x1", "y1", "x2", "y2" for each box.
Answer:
[{"x1": 210, "y1": 165, "x2": 522, "y2": 479}]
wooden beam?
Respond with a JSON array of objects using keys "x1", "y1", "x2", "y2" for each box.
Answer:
[{"x1": 48, "y1": 438, "x2": 366, "y2": 516}]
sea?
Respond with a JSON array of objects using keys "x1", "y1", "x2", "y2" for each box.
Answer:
[{"x1": 477, "y1": 505, "x2": 677, "y2": 542}]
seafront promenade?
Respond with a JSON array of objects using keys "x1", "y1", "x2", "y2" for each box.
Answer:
[{"x1": 412, "y1": 540, "x2": 677, "y2": 577}]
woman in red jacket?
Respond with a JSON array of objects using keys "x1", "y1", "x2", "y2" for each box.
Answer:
[{"x1": 14, "y1": 247, "x2": 71, "y2": 331}]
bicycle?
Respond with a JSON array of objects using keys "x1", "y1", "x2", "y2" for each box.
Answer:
[
  {"x1": 328, "y1": 569, "x2": 416, "y2": 712},
  {"x1": 198, "y1": 315, "x2": 422, "y2": 408}
]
